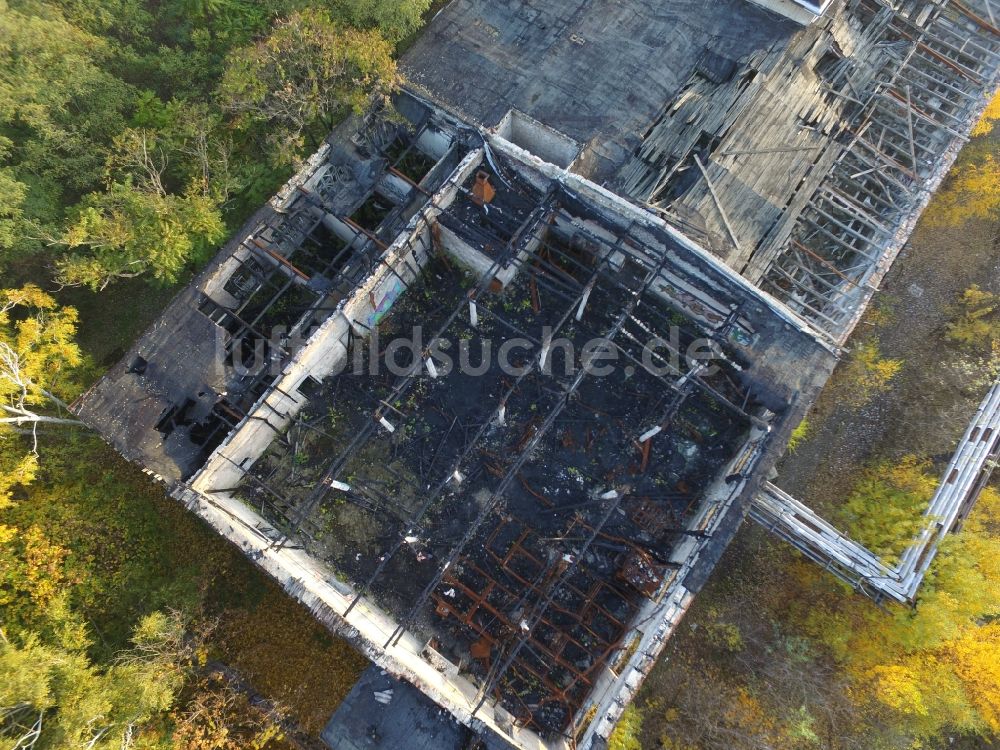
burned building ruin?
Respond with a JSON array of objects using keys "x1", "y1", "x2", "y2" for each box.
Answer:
[{"x1": 75, "y1": 1, "x2": 999, "y2": 748}]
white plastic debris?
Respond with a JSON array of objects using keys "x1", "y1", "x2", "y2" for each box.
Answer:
[
  {"x1": 576, "y1": 284, "x2": 593, "y2": 321},
  {"x1": 639, "y1": 425, "x2": 662, "y2": 442}
]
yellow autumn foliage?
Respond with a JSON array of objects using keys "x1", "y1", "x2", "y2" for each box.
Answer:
[
  {"x1": 0, "y1": 452, "x2": 37, "y2": 510},
  {"x1": 806, "y1": 485, "x2": 1000, "y2": 739},
  {"x1": 838, "y1": 340, "x2": 903, "y2": 407},
  {"x1": 946, "y1": 284, "x2": 1000, "y2": 352},
  {"x1": 971, "y1": 89, "x2": 1000, "y2": 136},
  {"x1": 948, "y1": 623, "x2": 1000, "y2": 732},
  {"x1": 922, "y1": 91, "x2": 1000, "y2": 227},
  {"x1": 608, "y1": 705, "x2": 643, "y2": 750},
  {"x1": 924, "y1": 153, "x2": 1000, "y2": 227},
  {"x1": 0, "y1": 285, "x2": 82, "y2": 515},
  {"x1": 0, "y1": 523, "x2": 73, "y2": 615},
  {"x1": 0, "y1": 285, "x2": 82, "y2": 409},
  {"x1": 839, "y1": 456, "x2": 936, "y2": 564},
  {"x1": 870, "y1": 663, "x2": 928, "y2": 716}
]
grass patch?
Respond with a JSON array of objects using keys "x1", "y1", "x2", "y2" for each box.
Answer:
[{"x1": 2, "y1": 429, "x2": 367, "y2": 729}]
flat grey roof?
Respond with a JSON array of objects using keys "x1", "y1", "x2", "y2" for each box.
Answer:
[
  {"x1": 321, "y1": 665, "x2": 516, "y2": 750},
  {"x1": 402, "y1": 0, "x2": 796, "y2": 179}
]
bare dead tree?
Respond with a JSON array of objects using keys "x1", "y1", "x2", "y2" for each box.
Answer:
[{"x1": 0, "y1": 342, "x2": 83, "y2": 454}]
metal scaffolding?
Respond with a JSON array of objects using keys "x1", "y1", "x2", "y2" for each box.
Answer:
[
  {"x1": 760, "y1": 0, "x2": 1000, "y2": 342},
  {"x1": 751, "y1": 376, "x2": 1000, "y2": 603}
]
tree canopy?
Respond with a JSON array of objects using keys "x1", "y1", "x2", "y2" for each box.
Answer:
[
  {"x1": 0, "y1": 1, "x2": 401, "y2": 746},
  {"x1": 0, "y1": 285, "x2": 83, "y2": 447},
  {"x1": 804, "y1": 485, "x2": 1000, "y2": 738},
  {"x1": 0, "y1": 1, "x2": 134, "y2": 195},
  {"x1": 56, "y1": 182, "x2": 225, "y2": 290},
  {"x1": 0, "y1": 611, "x2": 190, "y2": 750},
  {"x1": 219, "y1": 8, "x2": 397, "y2": 165},
  {"x1": 1, "y1": 0, "x2": 406, "y2": 289}
]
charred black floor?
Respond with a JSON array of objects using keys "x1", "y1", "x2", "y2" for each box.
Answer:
[{"x1": 237, "y1": 229, "x2": 754, "y2": 735}]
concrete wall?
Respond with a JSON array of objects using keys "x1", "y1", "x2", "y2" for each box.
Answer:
[{"x1": 494, "y1": 109, "x2": 581, "y2": 169}]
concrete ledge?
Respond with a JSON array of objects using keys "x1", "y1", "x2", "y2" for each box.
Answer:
[{"x1": 745, "y1": 0, "x2": 829, "y2": 24}]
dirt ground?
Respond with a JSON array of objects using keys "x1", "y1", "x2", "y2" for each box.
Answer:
[{"x1": 777, "y1": 216, "x2": 1000, "y2": 512}]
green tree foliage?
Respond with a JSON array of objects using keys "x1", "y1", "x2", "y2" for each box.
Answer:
[
  {"x1": 837, "y1": 456, "x2": 936, "y2": 565},
  {"x1": 47, "y1": 0, "x2": 153, "y2": 38},
  {"x1": 0, "y1": 172, "x2": 26, "y2": 252},
  {"x1": 0, "y1": 0, "x2": 404, "y2": 743},
  {"x1": 50, "y1": 108, "x2": 237, "y2": 290},
  {"x1": 0, "y1": 611, "x2": 190, "y2": 750},
  {"x1": 175, "y1": 0, "x2": 235, "y2": 21},
  {"x1": 335, "y1": 0, "x2": 432, "y2": 43},
  {"x1": 0, "y1": 138, "x2": 27, "y2": 252},
  {"x1": 786, "y1": 416, "x2": 811, "y2": 453},
  {"x1": 2, "y1": 0, "x2": 412, "y2": 286},
  {"x1": 608, "y1": 705, "x2": 643, "y2": 750},
  {"x1": 56, "y1": 181, "x2": 225, "y2": 290},
  {"x1": 0, "y1": 1, "x2": 133, "y2": 195},
  {"x1": 219, "y1": 8, "x2": 397, "y2": 165}
]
